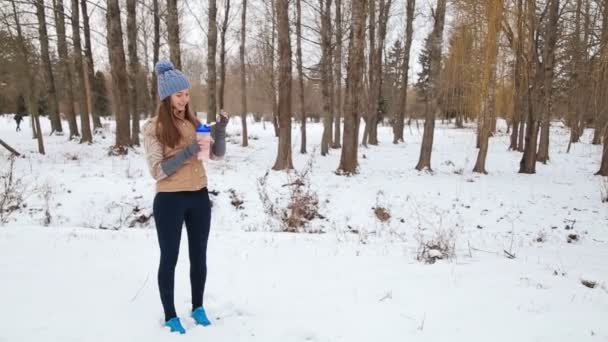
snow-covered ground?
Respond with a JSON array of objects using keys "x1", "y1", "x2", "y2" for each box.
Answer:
[{"x1": 1, "y1": 114, "x2": 607, "y2": 342}]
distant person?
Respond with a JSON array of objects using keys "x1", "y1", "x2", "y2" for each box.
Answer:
[
  {"x1": 142, "y1": 60, "x2": 229, "y2": 334},
  {"x1": 14, "y1": 113, "x2": 22, "y2": 132}
]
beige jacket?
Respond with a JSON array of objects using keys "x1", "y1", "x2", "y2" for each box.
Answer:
[{"x1": 142, "y1": 113, "x2": 208, "y2": 192}]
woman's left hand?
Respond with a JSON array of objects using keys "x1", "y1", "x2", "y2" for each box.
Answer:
[{"x1": 218, "y1": 110, "x2": 229, "y2": 125}]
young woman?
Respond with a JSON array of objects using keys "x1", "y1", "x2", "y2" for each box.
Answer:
[{"x1": 143, "y1": 60, "x2": 228, "y2": 334}]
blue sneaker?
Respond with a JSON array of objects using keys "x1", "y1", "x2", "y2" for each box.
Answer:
[
  {"x1": 192, "y1": 307, "x2": 211, "y2": 326},
  {"x1": 165, "y1": 317, "x2": 186, "y2": 334}
]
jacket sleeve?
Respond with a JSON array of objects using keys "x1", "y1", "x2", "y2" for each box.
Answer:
[{"x1": 142, "y1": 121, "x2": 168, "y2": 181}]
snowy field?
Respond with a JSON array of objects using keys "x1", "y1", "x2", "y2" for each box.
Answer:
[{"x1": 1, "y1": 114, "x2": 607, "y2": 342}]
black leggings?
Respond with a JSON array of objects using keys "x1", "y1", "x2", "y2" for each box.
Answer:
[{"x1": 153, "y1": 187, "x2": 211, "y2": 322}]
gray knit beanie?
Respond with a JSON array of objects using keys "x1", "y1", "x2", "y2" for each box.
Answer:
[{"x1": 155, "y1": 60, "x2": 191, "y2": 101}]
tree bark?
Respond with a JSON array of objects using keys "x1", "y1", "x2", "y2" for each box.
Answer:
[
  {"x1": 473, "y1": 0, "x2": 503, "y2": 174},
  {"x1": 369, "y1": 0, "x2": 392, "y2": 145},
  {"x1": 338, "y1": 0, "x2": 368, "y2": 174},
  {"x1": 167, "y1": 0, "x2": 181, "y2": 69},
  {"x1": 208, "y1": 0, "x2": 218, "y2": 124},
  {"x1": 107, "y1": 0, "x2": 131, "y2": 154},
  {"x1": 240, "y1": 0, "x2": 249, "y2": 147},
  {"x1": 536, "y1": 0, "x2": 560, "y2": 163},
  {"x1": 219, "y1": 0, "x2": 231, "y2": 111},
  {"x1": 53, "y1": 0, "x2": 79, "y2": 139},
  {"x1": 12, "y1": 0, "x2": 44, "y2": 154},
  {"x1": 415, "y1": 0, "x2": 447, "y2": 171},
  {"x1": 332, "y1": 0, "x2": 342, "y2": 149},
  {"x1": 362, "y1": 0, "x2": 376, "y2": 147},
  {"x1": 272, "y1": 0, "x2": 294, "y2": 170},
  {"x1": 270, "y1": 1, "x2": 279, "y2": 137},
  {"x1": 36, "y1": 0, "x2": 62, "y2": 135},
  {"x1": 596, "y1": 0, "x2": 608, "y2": 174},
  {"x1": 0, "y1": 139, "x2": 20, "y2": 157},
  {"x1": 510, "y1": 0, "x2": 524, "y2": 150},
  {"x1": 296, "y1": 0, "x2": 307, "y2": 153},
  {"x1": 321, "y1": 0, "x2": 334, "y2": 156},
  {"x1": 127, "y1": 0, "x2": 140, "y2": 145},
  {"x1": 81, "y1": 0, "x2": 101, "y2": 130},
  {"x1": 71, "y1": 0, "x2": 93, "y2": 143},
  {"x1": 151, "y1": 0, "x2": 160, "y2": 109},
  {"x1": 520, "y1": 0, "x2": 540, "y2": 173},
  {"x1": 394, "y1": 0, "x2": 415, "y2": 144}
]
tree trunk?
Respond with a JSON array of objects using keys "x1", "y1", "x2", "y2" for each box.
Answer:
[
  {"x1": 151, "y1": 0, "x2": 161, "y2": 110},
  {"x1": 332, "y1": 0, "x2": 342, "y2": 149},
  {"x1": 272, "y1": 0, "x2": 294, "y2": 170},
  {"x1": 12, "y1": 0, "x2": 45, "y2": 154},
  {"x1": 321, "y1": 0, "x2": 334, "y2": 156},
  {"x1": 0, "y1": 139, "x2": 21, "y2": 157},
  {"x1": 473, "y1": 0, "x2": 503, "y2": 174},
  {"x1": 270, "y1": 1, "x2": 279, "y2": 138},
  {"x1": 394, "y1": 0, "x2": 415, "y2": 144},
  {"x1": 362, "y1": 0, "x2": 375, "y2": 147},
  {"x1": 219, "y1": 0, "x2": 231, "y2": 111},
  {"x1": 81, "y1": 0, "x2": 101, "y2": 130},
  {"x1": 127, "y1": 0, "x2": 140, "y2": 145},
  {"x1": 338, "y1": 0, "x2": 368, "y2": 174},
  {"x1": 36, "y1": 0, "x2": 62, "y2": 135},
  {"x1": 208, "y1": 0, "x2": 218, "y2": 124},
  {"x1": 520, "y1": 0, "x2": 540, "y2": 173},
  {"x1": 510, "y1": 0, "x2": 524, "y2": 151},
  {"x1": 415, "y1": 0, "x2": 447, "y2": 171},
  {"x1": 240, "y1": 0, "x2": 249, "y2": 147},
  {"x1": 537, "y1": 0, "x2": 559, "y2": 163},
  {"x1": 107, "y1": 0, "x2": 131, "y2": 154},
  {"x1": 167, "y1": 0, "x2": 181, "y2": 69},
  {"x1": 595, "y1": 0, "x2": 608, "y2": 173},
  {"x1": 296, "y1": 0, "x2": 307, "y2": 153},
  {"x1": 71, "y1": 0, "x2": 93, "y2": 143},
  {"x1": 53, "y1": 0, "x2": 79, "y2": 139},
  {"x1": 369, "y1": 0, "x2": 392, "y2": 145}
]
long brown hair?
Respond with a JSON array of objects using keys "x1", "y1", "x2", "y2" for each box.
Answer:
[{"x1": 155, "y1": 97, "x2": 200, "y2": 148}]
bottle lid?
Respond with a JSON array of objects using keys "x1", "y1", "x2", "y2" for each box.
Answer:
[{"x1": 196, "y1": 124, "x2": 211, "y2": 133}]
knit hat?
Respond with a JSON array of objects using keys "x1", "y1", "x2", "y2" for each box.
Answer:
[{"x1": 155, "y1": 60, "x2": 191, "y2": 101}]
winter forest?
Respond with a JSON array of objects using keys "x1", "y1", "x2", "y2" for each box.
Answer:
[{"x1": 1, "y1": 0, "x2": 607, "y2": 340}]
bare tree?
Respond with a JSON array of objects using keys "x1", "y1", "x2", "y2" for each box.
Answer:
[
  {"x1": 107, "y1": 0, "x2": 131, "y2": 154},
  {"x1": 536, "y1": 0, "x2": 560, "y2": 163},
  {"x1": 473, "y1": 0, "x2": 503, "y2": 174},
  {"x1": 11, "y1": 0, "x2": 44, "y2": 154},
  {"x1": 71, "y1": 0, "x2": 93, "y2": 143},
  {"x1": 321, "y1": 0, "x2": 334, "y2": 156},
  {"x1": 415, "y1": 0, "x2": 447, "y2": 171},
  {"x1": 81, "y1": 0, "x2": 102, "y2": 130},
  {"x1": 596, "y1": 0, "x2": 608, "y2": 175},
  {"x1": 332, "y1": 0, "x2": 343, "y2": 149},
  {"x1": 393, "y1": 0, "x2": 415, "y2": 144},
  {"x1": 296, "y1": 0, "x2": 306, "y2": 153},
  {"x1": 507, "y1": 0, "x2": 525, "y2": 151},
  {"x1": 35, "y1": 0, "x2": 62, "y2": 135},
  {"x1": 520, "y1": 0, "x2": 540, "y2": 173},
  {"x1": 240, "y1": 0, "x2": 248, "y2": 147},
  {"x1": 272, "y1": 0, "x2": 293, "y2": 170},
  {"x1": 151, "y1": 0, "x2": 160, "y2": 110},
  {"x1": 368, "y1": 0, "x2": 392, "y2": 145},
  {"x1": 127, "y1": 0, "x2": 140, "y2": 145},
  {"x1": 167, "y1": 0, "x2": 181, "y2": 69},
  {"x1": 208, "y1": 0, "x2": 218, "y2": 124},
  {"x1": 219, "y1": 0, "x2": 231, "y2": 111},
  {"x1": 53, "y1": 0, "x2": 79, "y2": 139},
  {"x1": 338, "y1": 0, "x2": 368, "y2": 174}
]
